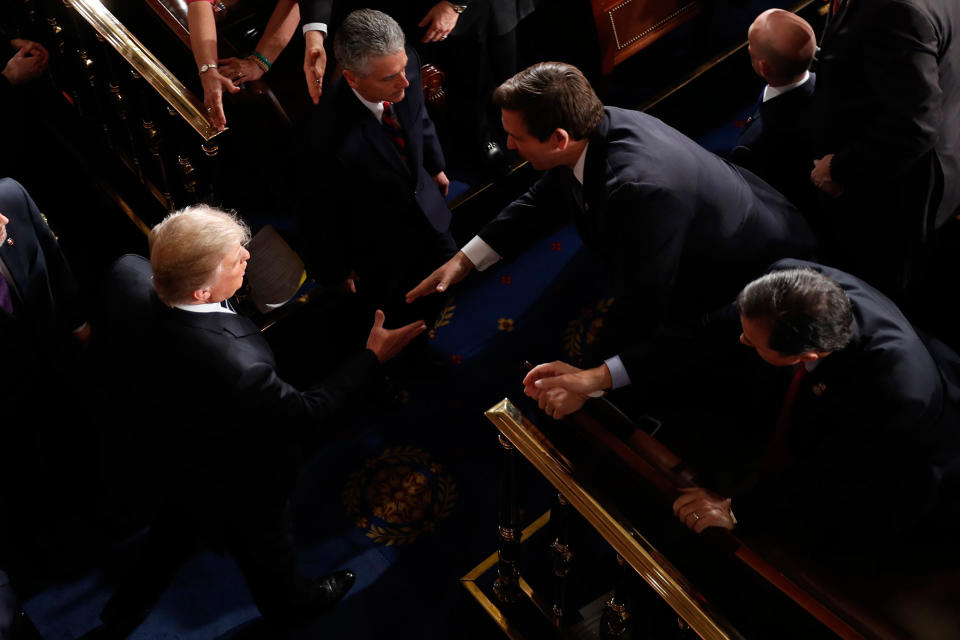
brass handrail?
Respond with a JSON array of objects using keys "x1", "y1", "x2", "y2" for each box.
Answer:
[
  {"x1": 484, "y1": 398, "x2": 746, "y2": 640},
  {"x1": 68, "y1": 0, "x2": 222, "y2": 141}
]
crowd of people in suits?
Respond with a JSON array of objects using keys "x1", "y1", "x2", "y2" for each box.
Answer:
[{"x1": 2, "y1": 0, "x2": 960, "y2": 637}]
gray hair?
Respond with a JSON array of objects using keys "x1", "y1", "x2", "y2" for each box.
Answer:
[
  {"x1": 149, "y1": 205, "x2": 250, "y2": 306},
  {"x1": 737, "y1": 267, "x2": 854, "y2": 355},
  {"x1": 333, "y1": 9, "x2": 405, "y2": 77}
]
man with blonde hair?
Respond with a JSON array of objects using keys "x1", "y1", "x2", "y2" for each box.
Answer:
[{"x1": 95, "y1": 205, "x2": 425, "y2": 638}]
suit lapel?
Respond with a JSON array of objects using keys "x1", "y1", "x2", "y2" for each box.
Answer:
[
  {"x1": 577, "y1": 113, "x2": 613, "y2": 244},
  {"x1": 0, "y1": 233, "x2": 35, "y2": 302}
]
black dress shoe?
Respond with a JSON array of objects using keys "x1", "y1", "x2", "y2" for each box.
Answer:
[{"x1": 306, "y1": 569, "x2": 355, "y2": 610}]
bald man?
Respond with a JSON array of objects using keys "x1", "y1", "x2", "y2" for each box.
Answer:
[{"x1": 732, "y1": 9, "x2": 819, "y2": 217}]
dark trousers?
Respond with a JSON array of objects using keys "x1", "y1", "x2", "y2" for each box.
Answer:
[{"x1": 101, "y1": 491, "x2": 303, "y2": 632}]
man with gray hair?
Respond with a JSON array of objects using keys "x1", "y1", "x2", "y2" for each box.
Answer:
[
  {"x1": 299, "y1": 8, "x2": 455, "y2": 329},
  {"x1": 93, "y1": 205, "x2": 426, "y2": 637}
]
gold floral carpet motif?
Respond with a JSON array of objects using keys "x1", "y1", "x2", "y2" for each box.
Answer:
[{"x1": 344, "y1": 445, "x2": 457, "y2": 546}]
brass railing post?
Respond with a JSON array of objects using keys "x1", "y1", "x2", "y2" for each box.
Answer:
[{"x1": 493, "y1": 434, "x2": 522, "y2": 603}]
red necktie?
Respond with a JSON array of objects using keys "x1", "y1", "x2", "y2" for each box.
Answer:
[
  {"x1": 381, "y1": 101, "x2": 408, "y2": 165},
  {"x1": 760, "y1": 365, "x2": 807, "y2": 472}
]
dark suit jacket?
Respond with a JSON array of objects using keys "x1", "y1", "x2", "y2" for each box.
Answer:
[
  {"x1": 653, "y1": 259, "x2": 960, "y2": 545},
  {"x1": 478, "y1": 107, "x2": 817, "y2": 351},
  {"x1": 0, "y1": 178, "x2": 83, "y2": 391},
  {"x1": 300, "y1": 47, "x2": 455, "y2": 298},
  {"x1": 105, "y1": 255, "x2": 381, "y2": 511},
  {"x1": 815, "y1": 0, "x2": 960, "y2": 229},
  {"x1": 732, "y1": 74, "x2": 818, "y2": 215}
]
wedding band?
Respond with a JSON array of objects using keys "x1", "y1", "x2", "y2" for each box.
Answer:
[
  {"x1": 206, "y1": 107, "x2": 212, "y2": 112},
  {"x1": 315, "y1": 79, "x2": 322, "y2": 84},
  {"x1": 693, "y1": 512, "x2": 701, "y2": 521},
  {"x1": 441, "y1": 35, "x2": 447, "y2": 39}
]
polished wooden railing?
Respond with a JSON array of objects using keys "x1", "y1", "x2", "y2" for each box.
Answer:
[{"x1": 480, "y1": 397, "x2": 939, "y2": 639}]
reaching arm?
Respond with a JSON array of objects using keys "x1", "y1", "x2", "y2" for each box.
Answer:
[
  {"x1": 187, "y1": 0, "x2": 239, "y2": 130},
  {"x1": 219, "y1": 0, "x2": 301, "y2": 84}
]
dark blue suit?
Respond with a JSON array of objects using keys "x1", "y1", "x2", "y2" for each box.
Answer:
[
  {"x1": 477, "y1": 107, "x2": 817, "y2": 360},
  {"x1": 99, "y1": 255, "x2": 382, "y2": 629},
  {"x1": 731, "y1": 74, "x2": 818, "y2": 216},
  {"x1": 739, "y1": 261, "x2": 960, "y2": 545},
  {"x1": 0, "y1": 177, "x2": 84, "y2": 385},
  {"x1": 299, "y1": 47, "x2": 455, "y2": 315},
  {"x1": 0, "y1": 177, "x2": 86, "y2": 591}
]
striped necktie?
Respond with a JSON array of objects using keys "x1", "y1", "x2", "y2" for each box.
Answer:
[{"x1": 382, "y1": 101, "x2": 408, "y2": 165}]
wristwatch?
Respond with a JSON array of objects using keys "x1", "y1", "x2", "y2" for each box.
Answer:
[
  {"x1": 198, "y1": 63, "x2": 218, "y2": 74},
  {"x1": 445, "y1": 2, "x2": 467, "y2": 13}
]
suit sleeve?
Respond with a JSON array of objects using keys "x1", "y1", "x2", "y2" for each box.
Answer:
[
  {"x1": 298, "y1": 0, "x2": 333, "y2": 25},
  {"x1": 410, "y1": 48, "x2": 445, "y2": 176},
  {"x1": 234, "y1": 348, "x2": 381, "y2": 437},
  {"x1": 16, "y1": 180, "x2": 85, "y2": 331},
  {"x1": 476, "y1": 169, "x2": 575, "y2": 259},
  {"x1": 829, "y1": 2, "x2": 941, "y2": 187}
]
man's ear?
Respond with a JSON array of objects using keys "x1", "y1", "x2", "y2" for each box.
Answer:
[
  {"x1": 551, "y1": 128, "x2": 571, "y2": 151},
  {"x1": 191, "y1": 288, "x2": 211, "y2": 304},
  {"x1": 798, "y1": 350, "x2": 827, "y2": 363},
  {"x1": 757, "y1": 58, "x2": 773, "y2": 82},
  {"x1": 343, "y1": 68, "x2": 359, "y2": 90}
]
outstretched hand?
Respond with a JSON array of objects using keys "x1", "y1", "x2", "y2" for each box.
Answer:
[
  {"x1": 201, "y1": 68, "x2": 240, "y2": 131},
  {"x1": 405, "y1": 251, "x2": 473, "y2": 303},
  {"x1": 365, "y1": 309, "x2": 427, "y2": 364},
  {"x1": 303, "y1": 30, "x2": 327, "y2": 104}
]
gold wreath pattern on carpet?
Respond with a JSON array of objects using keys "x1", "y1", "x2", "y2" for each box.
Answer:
[
  {"x1": 344, "y1": 446, "x2": 457, "y2": 546},
  {"x1": 563, "y1": 297, "x2": 616, "y2": 365}
]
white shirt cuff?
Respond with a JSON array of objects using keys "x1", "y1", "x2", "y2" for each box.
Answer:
[
  {"x1": 461, "y1": 236, "x2": 501, "y2": 272},
  {"x1": 604, "y1": 356, "x2": 631, "y2": 390},
  {"x1": 302, "y1": 22, "x2": 328, "y2": 35}
]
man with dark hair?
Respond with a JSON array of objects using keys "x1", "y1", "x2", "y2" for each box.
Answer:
[
  {"x1": 528, "y1": 260, "x2": 960, "y2": 546},
  {"x1": 408, "y1": 61, "x2": 816, "y2": 391},
  {"x1": 299, "y1": 9, "x2": 455, "y2": 327},
  {"x1": 732, "y1": 9, "x2": 818, "y2": 215},
  {"x1": 93, "y1": 205, "x2": 426, "y2": 638}
]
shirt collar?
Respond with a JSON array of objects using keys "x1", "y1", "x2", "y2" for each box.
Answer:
[
  {"x1": 762, "y1": 71, "x2": 810, "y2": 103},
  {"x1": 352, "y1": 88, "x2": 387, "y2": 123},
  {"x1": 572, "y1": 142, "x2": 589, "y2": 184},
  {"x1": 174, "y1": 301, "x2": 234, "y2": 314}
]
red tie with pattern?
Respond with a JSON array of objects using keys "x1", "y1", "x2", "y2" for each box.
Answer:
[{"x1": 382, "y1": 101, "x2": 408, "y2": 165}]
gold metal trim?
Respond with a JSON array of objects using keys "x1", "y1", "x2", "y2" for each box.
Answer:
[
  {"x1": 608, "y1": 0, "x2": 701, "y2": 51},
  {"x1": 68, "y1": 0, "x2": 223, "y2": 141},
  {"x1": 460, "y1": 511, "x2": 552, "y2": 638},
  {"x1": 484, "y1": 399, "x2": 745, "y2": 640}
]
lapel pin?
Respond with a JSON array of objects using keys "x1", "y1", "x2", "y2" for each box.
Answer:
[
  {"x1": 6, "y1": 237, "x2": 13, "y2": 246},
  {"x1": 812, "y1": 383, "x2": 827, "y2": 396}
]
